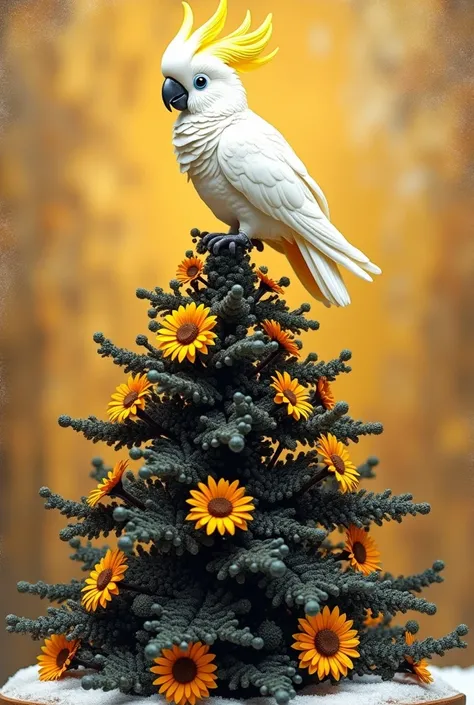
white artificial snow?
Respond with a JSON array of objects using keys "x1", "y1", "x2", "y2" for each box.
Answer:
[
  {"x1": 1, "y1": 664, "x2": 470, "y2": 705},
  {"x1": 431, "y1": 666, "x2": 474, "y2": 701}
]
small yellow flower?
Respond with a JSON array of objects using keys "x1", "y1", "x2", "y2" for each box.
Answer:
[
  {"x1": 345, "y1": 525, "x2": 382, "y2": 575},
  {"x1": 364, "y1": 611, "x2": 384, "y2": 628},
  {"x1": 256, "y1": 269, "x2": 284, "y2": 294},
  {"x1": 87, "y1": 459, "x2": 128, "y2": 508},
  {"x1": 186, "y1": 476, "x2": 255, "y2": 536},
  {"x1": 151, "y1": 642, "x2": 218, "y2": 705},
  {"x1": 271, "y1": 371, "x2": 313, "y2": 421},
  {"x1": 107, "y1": 373, "x2": 153, "y2": 423},
  {"x1": 404, "y1": 631, "x2": 433, "y2": 684},
  {"x1": 262, "y1": 320, "x2": 300, "y2": 358},
  {"x1": 317, "y1": 376, "x2": 335, "y2": 410},
  {"x1": 317, "y1": 433, "x2": 360, "y2": 493},
  {"x1": 292, "y1": 606, "x2": 360, "y2": 681},
  {"x1": 156, "y1": 302, "x2": 217, "y2": 364},
  {"x1": 81, "y1": 548, "x2": 128, "y2": 612},
  {"x1": 37, "y1": 634, "x2": 81, "y2": 681},
  {"x1": 176, "y1": 256, "x2": 204, "y2": 285}
]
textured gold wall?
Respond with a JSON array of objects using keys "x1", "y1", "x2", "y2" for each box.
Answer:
[{"x1": 0, "y1": 0, "x2": 472, "y2": 682}]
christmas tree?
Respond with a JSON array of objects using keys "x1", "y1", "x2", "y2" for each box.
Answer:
[{"x1": 6, "y1": 230, "x2": 467, "y2": 703}]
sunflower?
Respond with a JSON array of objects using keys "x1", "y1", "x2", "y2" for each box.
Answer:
[
  {"x1": 345, "y1": 525, "x2": 382, "y2": 576},
  {"x1": 107, "y1": 373, "x2": 153, "y2": 423},
  {"x1": 271, "y1": 371, "x2": 313, "y2": 421},
  {"x1": 317, "y1": 433, "x2": 360, "y2": 493},
  {"x1": 292, "y1": 605, "x2": 360, "y2": 681},
  {"x1": 364, "y1": 610, "x2": 384, "y2": 628},
  {"x1": 262, "y1": 320, "x2": 300, "y2": 358},
  {"x1": 37, "y1": 634, "x2": 81, "y2": 681},
  {"x1": 176, "y1": 256, "x2": 204, "y2": 285},
  {"x1": 156, "y1": 302, "x2": 217, "y2": 364},
  {"x1": 256, "y1": 269, "x2": 284, "y2": 295},
  {"x1": 404, "y1": 631, "x2": 433, "y2": 684},
  {"x1": 186, "y1": 476, "x2": 255, "y2": 536},
  {"x1": 151, "y1": 642, "x2": 218, "y2": 705},
  {"x1": 87, "y1": 459, "x2": 128, "y2": 508},
  {"x1": 317, "y1": 376, "x2": 335, "y2": 410},
  {"x1": 81, "y1": 548, "x2": 128, "y2": 612}
]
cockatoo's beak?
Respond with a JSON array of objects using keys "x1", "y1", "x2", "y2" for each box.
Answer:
[{"x1": 162, "y1": 78, "x2": 189, "y2": 112}]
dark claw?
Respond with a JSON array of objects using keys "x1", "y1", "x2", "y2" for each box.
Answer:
[
  {"x1": 251, "y1": 239, "x2": 264, "y2": 252},
  {"x1": 201, "y1": 233, "x2": 222, "y2": 251},
  {"x1": 202, "y1": 231, "x2": 252, "y2": 255}
]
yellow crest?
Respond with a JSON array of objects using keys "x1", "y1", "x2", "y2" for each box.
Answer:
[{"x1": 174, "y1": 0, "x2": 278, "y2": 72}]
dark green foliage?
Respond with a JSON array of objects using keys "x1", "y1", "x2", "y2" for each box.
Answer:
[{"x1": 6, "y1": 230, "x2": 467, "y2": 700}]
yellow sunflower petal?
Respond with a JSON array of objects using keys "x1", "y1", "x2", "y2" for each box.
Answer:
[
  {"x1": 156, "y1": 302, "x2": 217, "y2": 365},
  {"x1": 292, "y1": 605, "x2": 360, "y2": 680},
  {"x1": 185, "y1": 477, "x2": 254, "y2": 535},
  {"x1": 151, "y1": 642, "x2": 217, "y2": 702}
]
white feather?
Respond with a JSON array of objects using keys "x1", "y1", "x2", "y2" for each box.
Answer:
[
  {"x1": 215, "y1": 112, "x2": 381, "y2": 304},
  {"x1": 297, "y1": 237, "x2": 351, "y2": 307},
  {"x1": 170, "y1": 108, "x2": 381, "y2": 306}
]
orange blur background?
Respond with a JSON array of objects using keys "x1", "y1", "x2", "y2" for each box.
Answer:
[{"x1": 0, "y1": 0, "x2": 472, "y2": 683}]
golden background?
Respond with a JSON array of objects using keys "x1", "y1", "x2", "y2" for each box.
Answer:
[{"x1": 0, "y1": 0, "x2": 472, "y2": 683}]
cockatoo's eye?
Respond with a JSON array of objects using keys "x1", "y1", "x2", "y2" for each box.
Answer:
[{"x1": 193, "y1": 74, "x2": 209, "y2": 90}]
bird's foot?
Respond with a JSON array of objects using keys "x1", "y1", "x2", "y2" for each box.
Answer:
[{"x1": 202, "y1": 231, "x2": 253, "y2": 256}]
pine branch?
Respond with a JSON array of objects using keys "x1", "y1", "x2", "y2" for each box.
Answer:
[
  {"x1": 245, "y1": 450, "x2": 320, "y2": 502},
  {"x1": 16, "y1": 579, "x2": 83, "y2": 603},
  {"x1": 147, "y1": 369, "x2": 221, "y2": 405},
  {"x1": 357, "y1": 456, "x2": 379, "y2": 479},
  {"x1": 251, "y1": 507, "x2": 327, "y2": 546},
  {"x1": 299, "y1": 487, "x2": 430, "y2": 529},
  {"x1": 285, "y1": 349, "x2": 353, "y2": 386},
  {"x1": 144, "y1": 590, "x2": 258, "y2": 657},
  {"x1": 254, "y1": 302, "x2": 319, "y2": 333},
  {"x1": 206, "y1": 538, "x2": 289, "y2": 581},
  {"x1": 6, "y1": 604, "x2": 83, "y2": 640},
  {"x1": 79, "y1": 648, "x2": 155, "y2": 696},
  {"x1": 381, "y1": 560, "x2": 445, "y2": 593},
  {"x1": 301, "y1": 402, "x2": 384, "y2": 444},
  {"x1": 68, "y1": 540, "x2": 109, "y2": 571},
  {"x1": 212, "y1": 332, "x2": 273, "y2": 368},
  {"x1": 213, "y1": 284, "x2": 251, "y2": 324},
  {"x1": 221, "y1": 654, "x2": 297, "y2": 700},
  {"x1": 137, "y1": 439, "x2": 210, "y2": 485},
  {"x1": 136, "y1": 286, "x2": 192, "y2": 311},
  {"x1": 93, "y1": 332, "x2": 164, "y2": 372},
  {"x1": 113, "y1": 501, "x2": 207, "y2": 556},
  {"x1": 58, "y1": 415, "x2": 153, "y2": 449}
]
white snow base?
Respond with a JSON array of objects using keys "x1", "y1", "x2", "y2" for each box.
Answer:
[{"x1": 0, "y1": 665, "x2": 469, "y2": 705}]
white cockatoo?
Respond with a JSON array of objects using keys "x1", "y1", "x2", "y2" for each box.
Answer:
[{"x1": 161, "y1": 0, "x2": 381, "y2": 306}]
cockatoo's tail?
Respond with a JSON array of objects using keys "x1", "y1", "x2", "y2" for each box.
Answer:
[{"x1": 161, "y1": 0, "x2": 381, "y2": 306}]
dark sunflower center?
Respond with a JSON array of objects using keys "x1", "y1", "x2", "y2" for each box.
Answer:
[
  {"x1": 315, "y1": 628, "x2": 340, "y2": 657},
  {"x1": 176, "y1": 322, "x2": 199, "y2": 345},
  {"x1": 330, "y1": 454, "x2": 345, "y2": 474},
  {"x1": 187, "y1": 265, "x2": 199, "y2": 277},
  {"x1": 97, "y1": 567, "x2": 113, "y2": 591},
  {"x1": 284, "y1": 390, "x2": 297, "y2": 405},
  {"x1": 55, "y1": 648, "x2": 71, "y2": 668},
  {"x1": 352, "y1": 541, "x2": 367, "y2": 564},
  {"x1": 123, "y1": 390, "x2": 139, "y2": 408},
  {"x1": 172, "y1": 657, "x2": 198, "y2": 684},
  {"x1": 208, "y1": 497, "x2": 233, "y2": 518}
]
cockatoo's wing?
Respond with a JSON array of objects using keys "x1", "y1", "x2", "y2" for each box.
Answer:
[{"x1": 218, "y1": 114, "x2": 381, "y2": 306}]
